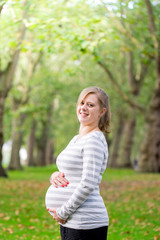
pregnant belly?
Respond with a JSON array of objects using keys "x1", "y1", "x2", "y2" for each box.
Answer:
[{"x1": 45, "y1": 184, "x2": 74, "y2": 217}]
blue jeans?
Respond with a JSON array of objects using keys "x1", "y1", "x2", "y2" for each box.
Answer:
[{"x1": 60, "y1": 225, "x2": 108, "y2": 240}]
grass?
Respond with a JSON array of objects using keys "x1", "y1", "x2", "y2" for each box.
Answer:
[{"x1": 0, "y1": 166, "x2": 159, "y2": 240}]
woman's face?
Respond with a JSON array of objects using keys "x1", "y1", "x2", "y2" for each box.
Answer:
[{"x1": 77, "y1": 93, "x2": 103, "y2": 128}]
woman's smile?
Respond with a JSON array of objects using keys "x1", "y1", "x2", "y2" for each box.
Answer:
[{"x1": 80, "y1": 112, "x2": 89, "y2": 118}]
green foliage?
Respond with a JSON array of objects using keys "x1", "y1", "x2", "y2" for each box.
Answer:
[
  {"x1": 0, "y1": 0, "x2": 25, "y2": 69},
  {"x1": 0, "y1": 166, "x2": 159, "y2": 239},
  {"x1": 1, "y1": 0, "x2": 159, "y2": 164}
]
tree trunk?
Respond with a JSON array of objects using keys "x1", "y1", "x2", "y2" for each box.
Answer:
[
  {"x1": 138, "y1": 0, "x2": 160, "y2": 172},
  {"x1": 45, "y1": 138, "x2": 54, "y2": 165},
  {"x1": 36, "y1": 103, "x2": 54, "y2": 166},
  {"x1": 97, "y1": 52, "x2": 148, "y2": 169},
  {"x1": 37, "y1": 143, "x2": 46, "y2": 166},
  {"x1": 118, "y1": 117, "x2": 136, "y2": 168},
  {"x1": 8, "y1": 113, "x2": 26, "y2": 170},
  {"x1": 108, "y1": 110, "x2": 125, "y2": 167},
  {"x1": 138, "y1": 87, "x2": 160, "y2": 172},
  {"x1": 0, "y1": 96, "x2": 7, "y2": 177},
  {"x1": 0, "y1": 4, "x2": 26, "y2": 176},
  {"x1": 0, "y1": 6, "x2": 7, "y2": 177},
  {"x1": 36, "y1": 121, "x2": 52, "y2": 166},
  {"x1": 0, "y1": 163, "x2": 7, "y2": 177},
  {"x1": 27, "y1": 120, "x2": 37, "y2": 166}
]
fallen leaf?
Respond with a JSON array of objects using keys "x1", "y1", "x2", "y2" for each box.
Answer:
[
  {"x1": 4, "y1": 216, "x2": 10, "y2": 221},
  {"x1": 4, "y1": 228, "x2": 13, "y2": 234},
  {"x1": 154, "y1": 236, "x2": 160, "y2": 240},
  {"x1": 15, "y1": 210, "x2": 19, "y2": 215},
  {"x1": 18, "y1": 224, "x2": 23, "y2": 227},
  {"x1": 111, "y1": 219, "x2": 116, "y2": 223},
  {"x1": 29, "y1": 226, "x2": 36, "y2": 230}
]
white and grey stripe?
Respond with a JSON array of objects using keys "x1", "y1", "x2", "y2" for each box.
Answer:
[{"x1": 45, "y1": 131, "x2": 109, "y2": 229}]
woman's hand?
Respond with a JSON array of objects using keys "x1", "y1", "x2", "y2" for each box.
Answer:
[
  {"x1": 50, "y1": 171, "x2": 69, "y2": 188},
  {"x1": 47, "y1": 208, "x2": 66, "y2": 224}
]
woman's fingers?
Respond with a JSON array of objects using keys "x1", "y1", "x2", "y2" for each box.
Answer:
[
  {"x1": 57, "y1": 177, "x2": 69, "y2": 186},
  {"x1": 48, "y1": 208, "x2": 56, "y2": 213},
  {"x1": 58, "y1": 172, "x2": 69, "y2": 185},
  {"x1": 50, "y1": 172, "x2": 69, "y2": 187},
  {"x1": 54, "y1": 178, "x2": 66, "y2": 187},
  {"x1": 47, "y1": 208, "x2": 66, "y2": 224},
  {"x1": 53, "y1": 176, "x2": 68, "y2": 187}
]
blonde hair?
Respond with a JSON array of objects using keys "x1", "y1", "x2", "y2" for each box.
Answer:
[{"x1": 77, "y1": 87, "x2": 111, "y2": 133}]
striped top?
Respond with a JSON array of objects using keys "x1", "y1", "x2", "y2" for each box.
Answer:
[{"x1": 45, "y1": 131, "x2": 109, "y2": 229}]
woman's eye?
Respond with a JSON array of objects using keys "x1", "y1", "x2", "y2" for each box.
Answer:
[
  {"x1": 80, "y1": 101, "x2": 84, "y2": 105},
  {"x1": 88, "y1": 103, "x2": 94, "y2": 107}
]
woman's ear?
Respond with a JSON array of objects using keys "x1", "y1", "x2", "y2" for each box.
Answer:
[{"x1": 100, "y1": 108, "x2": 106, "y2": 117}]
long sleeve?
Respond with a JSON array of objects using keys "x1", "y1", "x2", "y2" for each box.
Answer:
[{"x1": 56, "y1": 136, "x2": 106, "y2": 220}]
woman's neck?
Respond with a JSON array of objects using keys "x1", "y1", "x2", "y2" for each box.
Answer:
[{"x1": 78, "y1": 125, "x2": 100, "y2": 138}]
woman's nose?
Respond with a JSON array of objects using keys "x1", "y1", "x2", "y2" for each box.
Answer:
[{"x1": 82, "y1": 103, "x2": 87, "y2": 110}]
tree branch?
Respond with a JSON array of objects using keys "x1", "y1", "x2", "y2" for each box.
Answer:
[
  {"x1": 24, "y1": 51, "x2": 43, "y2": 102},
  {"x1": 0, "y1": 3, "x2": 4, "y2": 14},
  {"x1": 97, "y1": 60, "x2": 146, "y2": 112},
  {"x1": 5, "y1": 0, "x2": 27, "y2": 94},
  {"x1": 100, "y1": 0, "x2": 142, "y2": 49},
  {"x1": 128, "y1": 52, "x2": 152, "y2": 96},
  {"x1": 128, "y1": 52, "x2": 138, "y2": 95},
  {"x1": 145, "y1": 0, "x2": 160, "y2": 85},
  {"x1": 5, "y1": 24, "x2": 26, "y2": 93},
  {"x1": 138, "y1": 62, "x2": 150, "y2": 86},
  {"x1": 145, "y1": 0, "x2": 156, "y2": 34}
]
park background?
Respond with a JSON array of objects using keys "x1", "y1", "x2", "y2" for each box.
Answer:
[{"x1": 0, "y1": 0, "x2": 160, "y2": 239}]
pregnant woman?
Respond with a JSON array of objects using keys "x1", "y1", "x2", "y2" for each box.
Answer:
[{"x1": 45, "y1": 86, "x2": 111, "y2": 240}]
